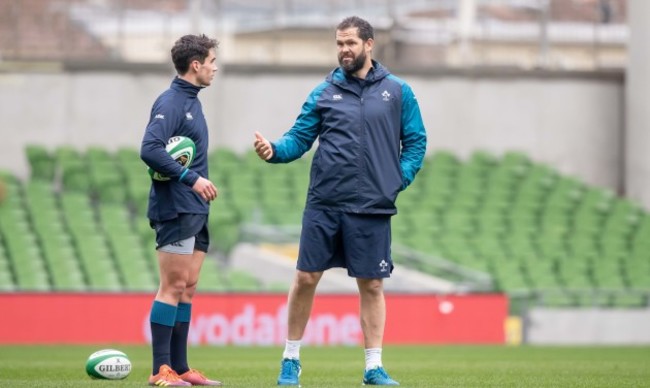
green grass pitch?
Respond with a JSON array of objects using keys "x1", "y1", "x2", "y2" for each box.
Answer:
[{"x1": 0, "y1": 345, "x2": 648, "y2": 387}]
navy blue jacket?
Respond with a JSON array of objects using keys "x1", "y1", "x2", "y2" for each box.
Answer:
[
  {"x1": 269, "y1": 62, "x2": 427, "y2": 214},
  {"x1": 140, "y1": 77, "x2": 210, "y2": 221}
]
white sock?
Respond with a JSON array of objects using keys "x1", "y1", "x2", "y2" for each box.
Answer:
[
  {"x1": 283, "y1": 339, "x2": 301, "y2": 360},
  {"x1": 365, "y1": 348, "x2": 382, "y2": 371}
]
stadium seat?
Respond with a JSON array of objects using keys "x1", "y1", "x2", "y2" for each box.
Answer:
[
  {"x1": 25, "y1": 145, "x2": 55, "y2": 181},
  {"x1": 55, "y1": 146, "x2": 91, "y2": 192}
]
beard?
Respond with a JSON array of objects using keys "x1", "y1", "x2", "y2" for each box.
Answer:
[{"x1": 339, "y1": 50, "x2": 366, "y2": 74}]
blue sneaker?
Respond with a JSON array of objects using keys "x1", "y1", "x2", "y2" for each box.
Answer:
[
  {"x1": 363, "y1": 366, "x2": 399, "y2": 385},
  {"x1": 277, "y1": 358, "x2": 301, "y2": 386}
]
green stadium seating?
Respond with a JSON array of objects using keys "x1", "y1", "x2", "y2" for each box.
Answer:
[
  {"x1": 25, "y1": 180, "x2": 86, "y2": 291},
  {"x1": 98, "y1": 204, "x2": 157, "y2": 291},
  {"x1": 0, "y1": 176, "x2": 51, "y2": 290},
  {"x1": 197, "y1": 258, "x2": 228, "y2": 292},
  {"x1": 60, "y1": 192, "x2": 122, "y2": 291},
  {"x1": 0, "y1": 145, "x2": 649, "y2": 306},
  {"x1": 226, "y1": 269, "x2": 261, "y2": 291},
  {"x1": 115, "y1": 147, "x2": 150, "y2": 212},
  {"x1": 209, "y1": 202, "x2": 241, "y2": 255},
  {"x1": 0, "y1": 246, "x2": 15, "y2": 290},
  {"x1": 388, "y1": 149, "x2": 650, "y2": 303},
  {"x1": 55, "y1": 146, "x2": 91, "y2": 192}
]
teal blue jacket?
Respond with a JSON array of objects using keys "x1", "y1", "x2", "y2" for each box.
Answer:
[{"x1": 269, "y1": 62, "x2": 427, "y2": 214}]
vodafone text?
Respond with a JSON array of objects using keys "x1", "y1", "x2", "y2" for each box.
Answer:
[{"x1": 143, "y1": 303, "x2": 362, "y2": 345}]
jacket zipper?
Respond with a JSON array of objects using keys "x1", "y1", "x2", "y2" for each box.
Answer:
[{"x1": 356, "y1": 91, "x2": 365, "y2": 213}]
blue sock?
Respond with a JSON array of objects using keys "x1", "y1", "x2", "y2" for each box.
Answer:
[
  {"x1": 150, "y1": 300, "x2": 177, "y2": 375},
  {"x1": 171, "y1": 302, "x2": 192, "y2": 374}
]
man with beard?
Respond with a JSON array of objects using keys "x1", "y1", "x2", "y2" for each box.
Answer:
[{"x1": 254, "y1": 16, "x2": 426, "y2": 386}]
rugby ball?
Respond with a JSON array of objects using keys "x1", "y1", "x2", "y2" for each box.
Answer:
[
  {"x1": 85, "y1": 349, "x2": 132, "y2": 380},
  {"x1": 147, "y1": 136, "x2": 196, "y2": 181}
]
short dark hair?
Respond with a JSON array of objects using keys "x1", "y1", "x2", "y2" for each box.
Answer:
[
  {"x1": 336, "y1": 16, "x2": 374, "y2": 41},
  {"x1": 171, "y1": 34, "x2": 219, "y2": 75}
]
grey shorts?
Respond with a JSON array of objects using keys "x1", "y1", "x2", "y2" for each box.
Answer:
[
  {"x1": 297, "y1": 209, "x2": 394, "y2": 278},
  {"x1": 151, "y1": 213, "x2": 209, "y2": 254}
]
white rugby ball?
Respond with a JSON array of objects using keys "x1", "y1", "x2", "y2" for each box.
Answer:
[
  {"x1": 85, "y1": 349, "x2": 132, "y2": 380},
  {"x1": 147, "y1": 135, "x2": 196, "y2": 181}
]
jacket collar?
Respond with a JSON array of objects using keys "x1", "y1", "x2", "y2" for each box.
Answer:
[
  {"x1": 171, "y1": 77, "x2": 202, "y2": 97},
  {"x1": 327, "y1": 60, "x2": 390, "y2": 90}
]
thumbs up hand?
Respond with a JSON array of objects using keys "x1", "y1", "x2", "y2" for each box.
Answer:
[{"x1": 254, "y1": 131, "x2": 273, "y2": 161}]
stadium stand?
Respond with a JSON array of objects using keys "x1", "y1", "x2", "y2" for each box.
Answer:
[
  {"x1": 0, "y1": 146, "x2": 648, "y2": 305},
  {"x1": 0, "y1": 0, "x2": 626, "y2": 70},
  {"x1": 0, "y1": 0, "x2": 110, "y2": 61}
]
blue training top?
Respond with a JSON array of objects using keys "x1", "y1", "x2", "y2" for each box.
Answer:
[{"x1": 140, "y1": 77, "x2": 210, "y2": 221}]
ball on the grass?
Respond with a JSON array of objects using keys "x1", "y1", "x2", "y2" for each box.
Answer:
[
  {"x1": 85, "y1": 349, "x2": 132, "y2": 380},
  {"x1": 147, "y1": 135, "x2": 196, "y2": 181}
]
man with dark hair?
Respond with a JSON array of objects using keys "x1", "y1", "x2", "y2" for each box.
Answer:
[
  {"x1": 141, "y1": 34, "x2": 221, "y2": 387},
  {"x1": 254, "y1": 16, "x2": 427, "y2": 386}
]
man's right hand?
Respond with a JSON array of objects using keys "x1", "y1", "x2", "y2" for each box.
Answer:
[
  {"x1": 254, "y1": 131, "x2": 273, "y2": 161},
  {"x1": 192, "y1": 176, "x2": 218, "y2": 202}
]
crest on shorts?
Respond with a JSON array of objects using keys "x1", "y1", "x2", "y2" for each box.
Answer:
[{"x1": 379, "y1": 259, "x2": 388, "y2": 272}]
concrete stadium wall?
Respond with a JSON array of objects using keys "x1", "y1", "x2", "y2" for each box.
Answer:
[
  {"x1": 0, "y1": 68, "x2": 624, "y2": 194},
  {"x1": 626, "y1": 0, "x2": 650, "y2": 210},
  {"x1": 526, "y1": 308, "x2": 650, "y2": 345}
]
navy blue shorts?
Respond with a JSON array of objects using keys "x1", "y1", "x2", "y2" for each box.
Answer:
[
  {"x1": 297, "y1": 209, "x2": 394, "y2": 278},
  {"x1": 150, "y1": 213, "x2": 210, "y2": 253}
]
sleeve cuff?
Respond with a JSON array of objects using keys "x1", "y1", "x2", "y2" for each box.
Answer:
[
  {"x1": 180, "y1": 168, "x2": 200, "y2": 187},
  {"x1": 267, "y1": 143, "x2": 279, "y2": 163}
]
